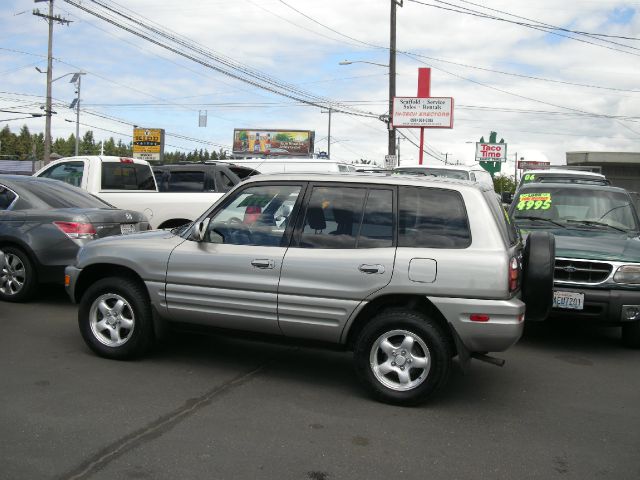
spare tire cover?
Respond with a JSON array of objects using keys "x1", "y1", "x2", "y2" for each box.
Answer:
[{"x1": 521, "y1": 231, "x2": 555, "y2": 321}]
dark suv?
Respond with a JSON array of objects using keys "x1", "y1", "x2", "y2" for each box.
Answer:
[
  {"x1": 153, "y1": 163, "x2": 256, "y2": 193},
  {"x1": 510, "y1": 182, "x2": 640, "y2": 347}
]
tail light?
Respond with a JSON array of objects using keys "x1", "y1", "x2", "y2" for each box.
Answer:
[
  {"x1": 509, "y1": 257, "x2": 520, "y2": 293},
  {"x1": 120, "y1": 157, "x2": 134, "y2": 163},
  {"x1": 53, "y1": 221, "x2": 97, "y2": 240}
]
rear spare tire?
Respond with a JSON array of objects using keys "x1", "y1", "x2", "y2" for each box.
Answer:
[{"x1": 521, "y1": 231, "x2": 555, "y2": 321}]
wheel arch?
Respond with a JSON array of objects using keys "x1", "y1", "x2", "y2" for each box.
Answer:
[
  {"x1": 344, "y1": 294, "x2": 455, "y2": 353},
  {"x1": 74, "y1": 263, "x2": 146, "y2": 304},
  {"x1": 0, "y1": 238, "x2": 41, "y2": 272}
]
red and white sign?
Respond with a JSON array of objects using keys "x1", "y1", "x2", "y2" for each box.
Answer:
[
  {"x1": 475, "y1": 142, "x2": 508, "y2": 162},
  {"x1": 392, "y1": 97, "x2": 454, "y2": 128},
  {"x1": 518, "y1": 160, "x2": 551, "y2": 170}
]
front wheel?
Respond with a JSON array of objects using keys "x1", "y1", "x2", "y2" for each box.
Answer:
[
  {"x1": 354, "y1": 309, "x2": 452, "y2": 406},
  {"x1": 78, "y1": 276, "x2": 154, "y2": 359}
]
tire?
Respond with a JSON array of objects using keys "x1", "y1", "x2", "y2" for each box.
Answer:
[
  {"x1": 521, "y1": 231, "x2": 556, "y2": 321},
  {"x1": 354, "y1": 309, "x2": 452, "y2": 406},
  {"x1": 78, "y1": 276, "x2": 154, "y2": 359},
  {"x1": 622, "y1": 321, "x2": 640, "y2": 349},
  {"x1": 0, "y1": 246, "x2": 38, "y2": 303}
]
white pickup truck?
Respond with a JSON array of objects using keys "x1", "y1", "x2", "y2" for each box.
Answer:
[{"x1": 33, "y1": 156, "x2": 231, "y2": 229}]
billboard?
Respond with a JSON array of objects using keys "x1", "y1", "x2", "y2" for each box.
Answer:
[
  {"x1": 391, "y1": 97, "x2": 454, "y2": 128},
  {"x1": 132, "y1": 128, "x2": 165, "y2": 162},
  {"x1": 475, "y1": 142, "x2": 507, "y2": 162},
  {"x1": 233, "y1": 129, "x2": 315, "y2": 157}
]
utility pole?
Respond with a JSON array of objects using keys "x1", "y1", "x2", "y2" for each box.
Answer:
[
  {"x1": 388, "y1": 0, "x2": 402, "y2": 157},
  {"x1": 442, "y1": 152, "x2": 449, "y2": 165},
  {"x1": 327, "y1": 107, "x2": 331, "y2": 159},
  {"x1": 321, "y1": 107, "x2": 332, "y2": 158},
  {"x1": 33, "y1": 0, "x2": 71, "y2": 164},
  {"x1": 396, "y1": 137, "x2": 401, "y2": 166},
  {"x1": 69, "y1": 72, "x2": 85, "y2": 156},
  {"x1": 514, "y1": 152, "x2": 518, "y2": 185}
]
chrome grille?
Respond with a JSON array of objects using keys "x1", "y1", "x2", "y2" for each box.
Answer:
[{"x1": 554, "y1": 259, "x2": 612, "y2": 284}]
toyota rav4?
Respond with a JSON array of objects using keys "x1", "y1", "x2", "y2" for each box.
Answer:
[{"x1": 65, "y1": 173, "x2": 554, "y2": 405}]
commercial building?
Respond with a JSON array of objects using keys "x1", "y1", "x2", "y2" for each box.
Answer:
[{"x1": 566, "y1": 152, "x2": 640, "y2": 193}]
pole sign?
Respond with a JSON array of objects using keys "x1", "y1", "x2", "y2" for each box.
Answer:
[
  {"x1": 132, "y1": 128, "x2": 165, "y2": 162},
  {"x1": 391, "y1": 97, "x2": 454, "y2": 128},
  {"x1": 518, "y1": 160, "x2": 551, "y2": 170},
  {"x1": 475, "y1": 142, "x2": 507, "y2": 162},
  {"x1": 384, "y1": 154, "x2": 397, "y2": 168}
]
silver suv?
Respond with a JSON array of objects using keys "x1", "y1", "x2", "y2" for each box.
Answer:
[{"x1": 65, "y1": 173, "x2": 554, "y2": 405}]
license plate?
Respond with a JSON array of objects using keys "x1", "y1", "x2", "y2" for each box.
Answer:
[
  {"x1": 553, "y1": 290, "x2": 584, "y2": 310},
  {"x1": 120, "y1": 224, "x2": 138, "y2": 235}
]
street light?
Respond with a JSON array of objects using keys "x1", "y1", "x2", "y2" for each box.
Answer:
[
  {"x1": 37, "y1": 68, "x2": 85, "y2": 156},
  {"x1": 339, "y1": 60, "x2": 389, "y2": 68},
  {"x1": 339, "y1": 58, "x2": 397, "y2": 160}
]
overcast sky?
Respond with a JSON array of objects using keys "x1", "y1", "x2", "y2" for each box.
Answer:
[{"x1": 1, "y1": 0, "x2": 639, "y2": 171}]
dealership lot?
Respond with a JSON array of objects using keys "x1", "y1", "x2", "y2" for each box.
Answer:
[{"x1": 1, "y1": 288, "x2": 639, "y2": 480}]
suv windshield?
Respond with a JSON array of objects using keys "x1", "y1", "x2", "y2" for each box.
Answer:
[
  {"x1": 393, "y1": 168, "x2": 469, "y2": 180},
  {"x1": 512, "y1": 186, "x2": 639, "y2": 232}
]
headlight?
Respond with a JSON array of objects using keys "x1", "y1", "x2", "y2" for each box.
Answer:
[{"x1": 613, "y1": 265, "x2": 640, "y2": 284}]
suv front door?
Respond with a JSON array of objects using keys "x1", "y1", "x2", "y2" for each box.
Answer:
[
  {"x1": 165, "y1": 182, "x2": 304, "y2": 334},
  {"x1": 278, "y1": 184, "x2": 396, "y2": 342}
]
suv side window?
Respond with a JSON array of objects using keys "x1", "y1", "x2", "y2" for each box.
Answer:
[
  {"x1": 167, "y1": 171, "x2": 205, "y2": 192},
  {"x1": 101, "y1": 162, "x2": 156, "y2": 190},
  {"x1": 297, "y1": 186, "x2": 393, "y2": 249},
  {"x1": 299, "y1": 186, "x2": 366, "y2": 249},
  {"x1": 358, "y1": 189, "x2": 393, "y2": 248},
  {"x1": 399, "y1": 186, "x2": 471, "y2": 248},
  {"x1": 205, "y1": 184, "x2": 301, "y2": 246},
  {"x1": 38, "y1": 161, "x2": 84, "y2": 187},
  {"x1": 0, "y1": 185, "x2": 17, "y2": 210}
]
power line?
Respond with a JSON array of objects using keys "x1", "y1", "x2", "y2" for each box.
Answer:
[
  {"x1": 405, "y1": 0, "x2": 640, "y2": 57},
  {"x1": 62, "y1": 0, "x2": 380, "y2": 119},
  {"x1": 454, "y1": 0, "x2": 640, "y2": 41}
]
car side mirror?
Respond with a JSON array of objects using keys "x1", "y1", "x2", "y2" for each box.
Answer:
[{"x1": 192, "y1": 217, "x2": 211, "y2": 242}]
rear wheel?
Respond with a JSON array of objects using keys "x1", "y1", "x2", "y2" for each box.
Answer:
[
  {"x1": 354, "y1": 309, "x2": 452, "y2": 406},
  {"x1": 78, "y1": 276, "x2": 154, "y2": 359},
  {"x1": 622, "y1": 321, "x2": 640, "y2": 349},
  {"x1": 0, "y1": 247, "x2": 37, "y2": 303}
]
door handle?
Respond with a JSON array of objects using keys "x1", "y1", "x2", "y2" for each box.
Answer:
[
  {"x1": 251, "y1": 259, "x2": 275, "y2": 269},
  {"x1": 359, "y1": 264, "x2": 385, "y2": 274}
]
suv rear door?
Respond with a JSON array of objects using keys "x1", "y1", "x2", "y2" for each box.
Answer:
[{"x1": 278, "y1": 183, "x2": 396, "y2": 342}]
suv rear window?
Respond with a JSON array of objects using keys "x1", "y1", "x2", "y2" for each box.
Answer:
[
  {"x1": 101, "y1": 162, "x2": 156, "y2": 190},
  {"x1": 484, "y1": 191, "x2": 518, "y2": 246},
  {"x1": 398, "y1": 187, "x2": 471, "y2": 248}
]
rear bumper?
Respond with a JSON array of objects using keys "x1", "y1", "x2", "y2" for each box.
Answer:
[
  {"x1": 550, "y1": 285, "x2": 640, "y2": 324},
  {"x1": 428, "y1": 296, "x2": 525, "y2": 352}
]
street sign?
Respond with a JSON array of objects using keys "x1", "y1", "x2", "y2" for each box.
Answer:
[
  {"x1": 385, "y1": 154, "x2": 397, "y2": 168},
  {"x1": 133, "y1": 128, "x2": 165, "y2": 162},
  {"x1": 391, "y1": 97, "x2": 454, "y2": 128},
  {"x1": 475, "y1": 142, "x2": 507, "y2": 162}
]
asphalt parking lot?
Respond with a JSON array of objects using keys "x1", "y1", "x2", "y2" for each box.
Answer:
[{"x1": 2, "y1": 288, "x2": 640, "y2": 480}]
